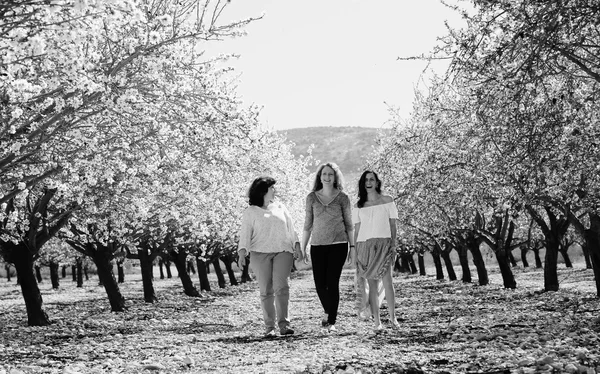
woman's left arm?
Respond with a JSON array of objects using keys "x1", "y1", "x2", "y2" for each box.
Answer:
[{"x1": 341, "y1": 194, "x2": 354, "y2": 247}]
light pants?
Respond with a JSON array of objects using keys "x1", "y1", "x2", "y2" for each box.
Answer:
[{"x1": 250, "y1": 251, "x2": 294, "y2": 331}]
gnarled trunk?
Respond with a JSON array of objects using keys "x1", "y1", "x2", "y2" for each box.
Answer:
[
  {"x1": 440, "y1": 250, "x2": 457, "y2": 281},
  {"x1": 558, "y1": 249, "x2": 573, "y2": 268},
  {"x1": 76, "y1": 258, "x2": 83, "y2": 288},
  {"x1": 520, "y1": 247, "x2": 530, "y2": 267},
  {"x1": 221, "y1": 256, "x2": 238, "y2": 286},
  {"x1": 139, "y1": 249, "x2": 157, "y2": 303},
  {"x1": 49, "y1": 261, "x2": 60, "y2": 290},
  {"x1": 417, "y1": 254, "x2": 426, "y2": 276},
  {"x1": 172, "y1": 250, "x2": 200, "y2": 296},
  {"x1": 544, "y1": 238, "x2": 559, "y2": 292},
  {"x1": 196, "y1": 258, "x2": 211, "y2": 292},
  {"x1": 12, "y1": 246, "x2": 50, "y2": 326},
  {"x1": 496, "y1": 249, "x2": 516, "y2": 289},
  {"x1": 468, "y1": 241, "x2": 488, "y2": 286},
  {"x1": 457, "y1": 246, "x2": 471, "y2": 283},
  {"x1": 92, "y1": 250, "x2": 125, "y2": 312}
]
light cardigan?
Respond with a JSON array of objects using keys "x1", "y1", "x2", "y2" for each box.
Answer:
[
  {"x1": 303, "y1": 191, "x2": 353, "y2": 245},
  {"x1": 352, "y1": 201, "x2": 398, "y2": 242},
  {"x1": 238, "y1": 202, "x2": 299, "y2": 254}
]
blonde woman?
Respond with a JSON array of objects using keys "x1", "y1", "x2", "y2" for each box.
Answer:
[{"x1": 302, "y1": 162, "x2": 354, "y2": 332}]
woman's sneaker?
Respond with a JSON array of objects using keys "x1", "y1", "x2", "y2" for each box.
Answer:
[
  {"x1": 280, "y1": 326, "x2": 294, "y2": 336},
  {"x1": 321, "y1": 313, "x2": 329, "y2": 327},
  {"x1": 264, "y1": 329, "x2": 277, "y2": 338},
  {"x1": 323, "y1": 323, "x2": 336, "y2": 333}
]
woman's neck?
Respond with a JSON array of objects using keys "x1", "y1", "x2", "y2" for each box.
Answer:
[
  {"x1": 320, "y1": 185, "x2": 336, "y2": 195},
  {"x1": 366, "y1": 191, "x2": 380, "y2": 201}
]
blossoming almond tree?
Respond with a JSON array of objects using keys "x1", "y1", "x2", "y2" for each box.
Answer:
[{"x1": 0, "y1": 0, "x2": 268, "y2": 325}]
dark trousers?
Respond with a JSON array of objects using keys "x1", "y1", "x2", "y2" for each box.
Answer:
[{"x1": 310, "y1": 242, "x2": 348, "y2": 325}]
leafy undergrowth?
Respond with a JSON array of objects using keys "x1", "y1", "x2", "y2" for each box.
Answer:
[{"x1": 1, "y1": 265, "x2": 600, "y2": 374}]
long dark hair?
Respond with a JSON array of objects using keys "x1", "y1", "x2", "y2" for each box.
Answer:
[
  {"x1": 357, "y1": 170, "x2": 381, "y2": 208},
  {"x1": 248, "y1": 176, "x2": 276, "y2": 206},
  {"x1": 311, "y1": 162, "x2": 344, "y2": 191}
]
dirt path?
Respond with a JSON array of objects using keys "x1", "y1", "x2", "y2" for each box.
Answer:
[{"x1": 1, "y1": 265, "x2": 600, "y2": 373}]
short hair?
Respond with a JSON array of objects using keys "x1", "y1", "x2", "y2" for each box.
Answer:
[
  {"x1": 357, "y1": 170, "x2": 382, "y2": 208},
  {"x1": 248, "y1": 176, "x2": 276, "y2": 206},
  {"x1": 311, "y1": 162, "x2": 345, "y2": 191}
]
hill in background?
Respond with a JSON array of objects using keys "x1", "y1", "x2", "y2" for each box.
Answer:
[{"x1": 279, "y1": 126, "x2": 386, "y2": 186}]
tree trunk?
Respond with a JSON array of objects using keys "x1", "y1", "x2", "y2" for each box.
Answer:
[
  {"x1": 241, "y1": 255, "x2": 252, "y2": 283},
  {"x1": 76, "y1": 258, "x2": 83, "y2": 288},
  {"x1": 559, "y1": 250, "x2": 573, "y2": 268},
  {"x1": 71, "y1": 265, "x2": 76, "y2": 282},
  {"x1": 585, "y1": 214, "x2": 600, "y2": 297},
  {"x1": 521, "y1": 247, "x2": 530, "y2": 267},
  {"x1": 440, "y1": 250, "x2": 457, "y2": 281},
  {"x1": 417, "y1": 254, "x2": 426, "y2": 276},
  {"x1": 61, "y1": 265, "x2": 67, "y2": 278},
  {"x1": 581, "y1": 242, "x2": 593, "y2": 269},
  {"x1": 159, "y1": 259, "x2": 165, "y2": 279},
  {"x1": 12, "y1": 247, "x2": 50, "y2": 326},
  {"x1": 407, "y1": 254, "x2": 418, "y2": 274},
  {"x1": 196, "y1": 258, "x2": 211, "y2": 292},
  {"x1": 544, "y1": 239, "x2": 560, "y2": 292},
  {"x1": 139, "y1": 249, "x2": 157, "y2": 303},
  {"x1": 165, "y1": 260, "x2": 172, "y2": 278},
  {"x1": 220, "y1": 256, "x2": 238, "y2": 286},
  {"x1": 457, "y1": 246, "x2": 472, "y2": 283},
  {"x1": 84, "y1": 265, "x2": 89, "y2": 280},
  {"x1": 49, "y1": 261, "x2": 60, "y2": 290},
  {"x1": 187, "y1": 260, "x2": 196, "y2": 274},
  {"x1": 6, "y1": 265, "x2": 11, "y2": 282},
  {"x1": 172, "y1": 251, "x2": 200, "y2": 296},
  {"x1": 508, "y1": 251, "x2": 517, "y2": 267},
  {"x1": 35, "y1": 265, "x2": 42, "y2": 283},
  {"x1": 468, "y1": 242, "x2": 489, "y2": 286},
  {"x1": 212, "y1": 259, "x2": 226, "y2": 288},
  {"x1": 533, "y1": 248, "x2": 543, "y2": 268},
  {"x1": 92, "y1": 251, "x2": 125, "y2": 312},
  {"x1": 431, "y1": 250, "x2": 444, "y2": 280},
  {"x1": 117, "y1": 261, "x2": 125, "y2": 283},
  {"x1": 495, "y1": 249, "x2": 517, "y2": 289}
]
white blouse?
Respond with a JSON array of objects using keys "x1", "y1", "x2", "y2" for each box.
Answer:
[{"x1": 352, "y1": 202, "x2": 399, "y2": 242}]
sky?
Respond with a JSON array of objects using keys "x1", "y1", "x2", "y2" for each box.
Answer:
[{"x1": 211, "y1": 0, "x2": 466, "y2": 131}]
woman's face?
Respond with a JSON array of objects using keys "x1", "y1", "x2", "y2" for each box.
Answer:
[
  {"x1": 320, "y1": 166, "x2": 336, "y2": 187},
  {"x1": 364, "y1": 173, "x2": 377, "y2": 191},
  {"x1": 264, "y1": 185, "x2": 276, "y2": 205}
]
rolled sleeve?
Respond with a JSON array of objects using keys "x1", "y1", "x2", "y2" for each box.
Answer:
[{"x1": 237, "y1": 209, "x2": 252, "y2": 252}]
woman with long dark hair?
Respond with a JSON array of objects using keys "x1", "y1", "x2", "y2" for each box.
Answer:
[
  {"x1": 351, "y1": 170, "x2": 399, "y2": 331},
  {"x1": 238, "y1": 176, "x2": 303, "y2": 337},
  {"x1": 302, "y1": 162, "x2": 354, "y2": 332}
]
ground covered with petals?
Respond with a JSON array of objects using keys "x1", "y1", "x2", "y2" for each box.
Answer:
[{"x1": 1, "y1": 264, "x2": 600, "y2": 374}]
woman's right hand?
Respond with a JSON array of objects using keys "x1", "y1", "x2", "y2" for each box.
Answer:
[{"x1": 303, "y1": 249, "x2": 310, "y2": 264}]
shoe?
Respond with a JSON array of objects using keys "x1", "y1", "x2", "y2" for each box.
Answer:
[
  {"x1": 280, "y1": 326, "x2": 294, "y2": 336},
  {"x1": 264, "y1": 329, "x2": 277, "y2": 338},
  {"x1": 321, "y1": 313, "x2": 329, "y2": 327},
  {"x1": 390, "y1": 319, "x2": 401, "y2": 329},
  {"x1": 325, "y1": 323, "x2": 336, "y2": 333},
  {"x1": 374, "y1": 324, "x2": 384, "y2": 332}
]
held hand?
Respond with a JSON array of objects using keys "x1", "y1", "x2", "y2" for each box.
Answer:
[
  {"x1": 346, "y1": 246, "x2": 355, "y2": 265},
  {"x1": 303, "y1": 249, "x2": 310, "y2": 265},
  {"x1": 293, "y1": 243, "x2": 303, "y2": 262},
  {"x1": 238, "y1": 249, "x2": 247, "y2": 268}
]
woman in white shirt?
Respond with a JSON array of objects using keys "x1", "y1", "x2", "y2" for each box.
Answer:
[
  {"x1": 351, "y1": 170, "x2": 400, "y2": 331},
  {"x1": 238, "y1": 176, "x2": 303, "y2": 338}
]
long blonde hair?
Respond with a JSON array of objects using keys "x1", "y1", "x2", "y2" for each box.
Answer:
[{"x1": 311, "y1": 162, "x2": 345, "y2": 191}]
